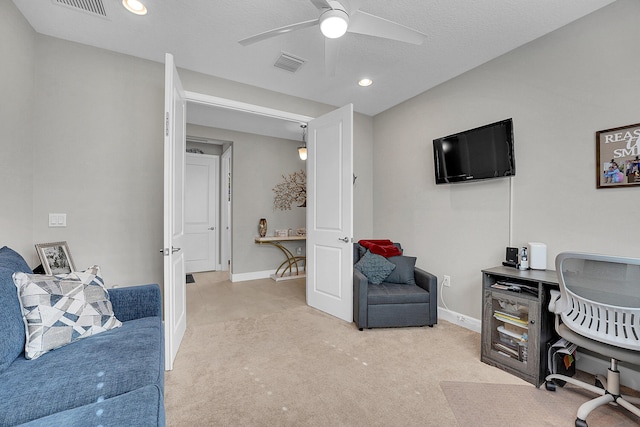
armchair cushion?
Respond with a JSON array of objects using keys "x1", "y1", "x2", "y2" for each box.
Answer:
[
  {"x1": 354, "y1": 250, "x2": 396, "y2": 285},
  {"x1": 384, "y1": 256, "x2": 417, "y2": 285},
  {"x1": 368, "y1": 282, "x2": 430, "y2": 305}
]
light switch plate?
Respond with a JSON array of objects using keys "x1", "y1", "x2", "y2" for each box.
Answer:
[{"x1": 48, "y1": 213, "x2": 67, "y2": 227}]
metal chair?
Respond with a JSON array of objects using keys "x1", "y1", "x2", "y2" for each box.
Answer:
[{"x1": 546, "y1": 252, "x2": 640, "y2": 427}]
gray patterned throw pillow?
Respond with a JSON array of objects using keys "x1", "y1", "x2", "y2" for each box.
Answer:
[
  {"x1": 12, "y1": 266, "x2": 122, "y2": 360},
  {"x1": 354, "y1": 250, "x2": 396, "y2": 285}
]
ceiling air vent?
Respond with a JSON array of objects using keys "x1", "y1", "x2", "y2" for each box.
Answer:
[
  {"x1": 52, "y1": 0, "x2": 108, "y2": 18},
  {"x1": 274, "y1": 52, "x2": 306, "y2": 73}
]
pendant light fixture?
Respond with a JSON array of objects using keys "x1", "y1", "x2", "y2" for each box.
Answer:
[{"x1": 298, "y1": 124, "x2": 308, "y2": 160}]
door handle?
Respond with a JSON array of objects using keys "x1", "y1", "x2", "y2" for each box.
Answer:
[
  {"x1": 338, "y1": 237, "x2": 350, "y2": 243},
  {"x1": 172, "y1": 247, "x2": 181, "y2": 253},
  {"x1": 208, "y1": 227, "x2": 215, "y2": 230}
]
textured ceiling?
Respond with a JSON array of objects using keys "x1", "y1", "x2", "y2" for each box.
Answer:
[{"x1": 14, "y1": 0, "x2": 615, "y2": 117}]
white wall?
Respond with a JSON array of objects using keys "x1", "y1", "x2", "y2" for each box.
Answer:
[
  {"x1": 373, "y1": 0, "x2": 640, "y2": 320},
  {"x1": 0, "y1": 1, "x2": 36, "y2": 261}
]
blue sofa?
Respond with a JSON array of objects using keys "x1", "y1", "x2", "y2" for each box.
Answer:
[{"x1": 0, "y1": 247, "x2": 165, "y2": 426}]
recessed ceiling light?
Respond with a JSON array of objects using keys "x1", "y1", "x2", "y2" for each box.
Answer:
[
  {"x1": 358, "y1": 78, "x2": 373, "y2": 87},
  {"x1": 122, "y1": 0, "x2": 147, "y2": 15}
]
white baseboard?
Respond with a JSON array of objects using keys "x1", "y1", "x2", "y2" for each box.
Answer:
[
  {"x1": 230, "y1": 269, "x2": 275, "y2": 282},
  {"x1": 438, "y1": 307, "x2": 481, "y2": 333}
]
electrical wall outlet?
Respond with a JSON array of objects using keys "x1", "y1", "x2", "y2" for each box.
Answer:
[{"x1": 443, "y1": 275, "x2": 451, "y2": 287}]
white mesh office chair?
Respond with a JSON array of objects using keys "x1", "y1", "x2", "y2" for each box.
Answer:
[{"x1": 545, "y1": 252, "x2": 640, "y2": 427}]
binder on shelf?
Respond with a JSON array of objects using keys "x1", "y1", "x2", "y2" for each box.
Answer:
[
  {"x1": 497, "y1": 325, "x2": 527, "y2": 342},
  {"x1": 493, "y1": 311, "x2": 529, "y2": 328},
  {"x1": 493, "y1": 340, "x2": 527, "y2": 363}
]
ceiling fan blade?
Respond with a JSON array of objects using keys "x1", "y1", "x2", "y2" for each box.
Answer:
[
  {"x1": 347, "y1": 11, "x2": 426, "y2": 45},
  {"x1": 343, "y1": 0, "x2": 362, "y2": 13},
  {"x1": 310, "y1": 0, "x2": 332, "y2": 10},
  {"x1": 324, "y1": 37, "x2": 340, "y2": 76},
  {"x1": 239, "y1": 19, "x2": 319, "y2": 46}
]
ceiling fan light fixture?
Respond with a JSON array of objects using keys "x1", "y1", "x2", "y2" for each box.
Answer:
[
  {"x1": 122, "y1": 0, "x2": 147, "y2": 15},
  {"x1": 319, "y1": 9, "x2": 349, "y2": 39}
]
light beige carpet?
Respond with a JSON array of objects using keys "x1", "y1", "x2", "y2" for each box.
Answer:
[
  {"x1": 165, "y1": 278, "x2": 640, "y2": 426},
  {"x1": 441, "y1": 381, "x2": 640, "y2": 427},
  {"x1": 166, "y1": 301, "x2": 521, "y2": 426}
]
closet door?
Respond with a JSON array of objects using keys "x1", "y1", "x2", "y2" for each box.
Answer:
[{"x1": 184, "y1": 153, "x2": 219, "y2": 273}]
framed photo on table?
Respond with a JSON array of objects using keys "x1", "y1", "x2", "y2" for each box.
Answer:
[
  {"x1": 596, "y1": 123, "x2": 640, "y2": 189},
  {"x1": 35, "y1": 241, "x2": 76, "y2": 275}
]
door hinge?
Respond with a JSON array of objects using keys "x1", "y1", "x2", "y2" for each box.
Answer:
[{"x1": 165, "y1": 112, "x2": 169, "y2": 136}]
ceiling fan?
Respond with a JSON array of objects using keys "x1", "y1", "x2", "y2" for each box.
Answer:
[{"x1": 238, "y1": 0, "x2": 427, "y2": 75}]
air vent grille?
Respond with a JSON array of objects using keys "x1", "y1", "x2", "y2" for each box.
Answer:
[
  {"x1": 274, "y1": 52, "x2": 306, "y2": 73},
  {"x1": 53, "y1": 0, "x2": 107, "y2": 18}
]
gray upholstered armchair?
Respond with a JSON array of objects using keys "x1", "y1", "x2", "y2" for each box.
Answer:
[{"x1": 353, "y1": 242, "x2": 438, "y2": 330}]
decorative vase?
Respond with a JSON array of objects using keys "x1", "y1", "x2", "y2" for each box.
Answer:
[{"x1": 258, "y1": 218, "x2": 267, "y2": 237}]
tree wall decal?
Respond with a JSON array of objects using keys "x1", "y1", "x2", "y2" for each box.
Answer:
[{"x1": 273, "y1": 169, "x2": 306, "y2": 210}]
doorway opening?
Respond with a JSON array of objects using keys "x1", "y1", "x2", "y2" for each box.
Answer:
[{"x1": 184, "y1": 93, "x2": 313, "y2": 282}]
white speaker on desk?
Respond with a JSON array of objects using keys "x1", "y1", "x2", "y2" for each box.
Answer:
[{"x1": 528, "y1": 242, "x2": 547, "y2": 270}]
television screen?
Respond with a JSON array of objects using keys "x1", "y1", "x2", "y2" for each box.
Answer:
[{"x1": 433, "y1": 119, "x2": 515, "y2": 184}]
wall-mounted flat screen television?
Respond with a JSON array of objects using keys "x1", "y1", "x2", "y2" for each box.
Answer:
[{"x1": 432, "y1": 118, "x2": 515, "y2": 184}]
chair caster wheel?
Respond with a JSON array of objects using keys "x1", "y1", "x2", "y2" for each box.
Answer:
[
  {"x1": 545, "y1": 381, "x2": 556, "y2": 391},
  {"x1": 575, "y1": 418, "x2": 588, "y2": 427}
]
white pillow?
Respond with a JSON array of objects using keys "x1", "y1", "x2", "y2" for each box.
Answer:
[{"x1": 12, "y1": 265, "x2": 122, "y2": 360}]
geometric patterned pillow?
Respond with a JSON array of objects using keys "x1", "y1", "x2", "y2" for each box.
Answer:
[
  {"x1": 12, "y1": 266, "x2": 122, "y2": 360},
  {"x1": 354, "y1": 250, "x2": 396, "y2": 285}
]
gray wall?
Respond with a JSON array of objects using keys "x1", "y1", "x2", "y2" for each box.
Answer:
[
  {"x1": 372, "y1": 0, "x2": 640, "y2": 320},
  {"x1": 0, "y1": 2, "x2": 36, "y2": 261},
  {"x1": 1, "y1": 0, "x2": 374, "y2": 286},
  {"x1": 30, "y1": 35, "x2": 165, "y2": 287}
]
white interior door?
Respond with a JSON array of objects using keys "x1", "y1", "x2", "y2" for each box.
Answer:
[
  {"x1": 163, "y1": 53, "x2": 187, "y2": 371},
  {"x1": 185, "y1": 153, "x2": 219, "y2": 273},
  {"x1": 306, "y1": 104, "x2": 353, "y2": 322},
  {"x1": 220, "y1": 146, "x2": 232, "y2": 272}
]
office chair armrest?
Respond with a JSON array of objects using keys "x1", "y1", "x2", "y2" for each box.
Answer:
[
  {"x1": 353, "y1": 268, "x2": 369, "y2": 328},
  {"x1": 548, "y1": 289, "x2": 562, "y2": 313}
]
